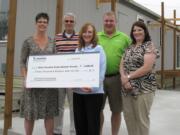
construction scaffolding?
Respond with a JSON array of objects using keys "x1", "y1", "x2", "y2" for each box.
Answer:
[{"x1": 150, "y1": 2, "x2": 180, "y2": 89}]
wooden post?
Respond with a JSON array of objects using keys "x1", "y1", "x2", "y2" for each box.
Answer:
[
  {"x1": 173, "y1": 10, "x2": 176, "y2": 89},
  {"x1": 3, "y1": 0, "x2": 17, "y2": 135},
  {"x1": 166, "y1": 18, "x2": 180, "y2": 21},
  {"x1": 161, "y1": 2, "x2": 165, "y2": 89},
  {"x1": 111, "y1": 0, "x2": 116, "y2": 12},
  {"x1": 96, "y1": 0, "x2": 100, "y2": 8},
  {"x1": 55, "y1": 0, "x2": 63, "y2": 34}
]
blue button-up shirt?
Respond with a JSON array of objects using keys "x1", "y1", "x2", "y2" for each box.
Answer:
[{"x1": 74, "y1": 44, "x2": 106, "y2": 94}]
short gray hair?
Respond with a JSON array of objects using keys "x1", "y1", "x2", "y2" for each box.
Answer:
[{"x1": 63, "y1": 12, "x2": 76, "y2": 22}]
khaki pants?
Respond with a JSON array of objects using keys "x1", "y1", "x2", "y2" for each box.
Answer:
[
  {"x1": 122, "y1": 92, "x2": 154, "y2": 135},
  {"x1": 54, "y1": 88, "x2": 75, "y2": 134}
]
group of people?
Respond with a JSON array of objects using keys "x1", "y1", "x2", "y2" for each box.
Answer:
[{"x1": 20, "y1": 11, "x2": 159, "y2": 135}]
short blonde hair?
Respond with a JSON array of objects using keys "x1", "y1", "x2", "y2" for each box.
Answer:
[{"x1": 103, "y1": 11, "x2": 116, "y2": 20}]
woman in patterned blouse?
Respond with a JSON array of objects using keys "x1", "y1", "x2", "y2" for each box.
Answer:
[
  {"x1": 20, "y1": 13, "x2": 58, "y2": 135},
  {"x1": 119, "y1": 21, "x2": 159, "y2": 135}
]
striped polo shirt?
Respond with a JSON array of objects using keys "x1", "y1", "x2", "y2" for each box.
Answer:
[{"x1": 55, "y1": 31, "x2": 79, "y2": 53}]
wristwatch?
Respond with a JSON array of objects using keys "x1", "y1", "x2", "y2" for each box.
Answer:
[{"x1": 127, "y1": 74, "x2": 131, "y2": 80}]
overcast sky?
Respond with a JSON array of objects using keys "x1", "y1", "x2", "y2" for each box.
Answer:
[{"x1": 134, "y1": 0, "x2": 180, "y2": 19}]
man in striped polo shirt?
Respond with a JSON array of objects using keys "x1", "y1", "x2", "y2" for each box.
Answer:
[{"x1": 53, "y1": 12, "x2": 78, "y2": 135}]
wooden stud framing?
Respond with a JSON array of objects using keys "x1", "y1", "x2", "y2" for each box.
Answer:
[
  {"x1": 55, "y1": 0, "x2": 63, "y2": 34},
  {"x1": 155, "y1": 3, "x2": 180, "y2": 89},
  {"x1": 173, "y1": 10, "x2": 176, "y2": 89},
  {"x1": 96, "y1": 0, "x2": 116, "y2": 11},
  {"x1": 3, "y1": 0, "x2": 17, "y2": 134},
  {"x1": 166, "y1": 18, "x2": 180, "y2": 21},
  {"x1": 111, "y1": 0, "x2": 116, "y2": 12},
  {"x1": 161, "y1": 2, "x2": 165, "y2": 89},
  {"x1": 96, "y1": 0, "x2": 100, "y2": 8}
]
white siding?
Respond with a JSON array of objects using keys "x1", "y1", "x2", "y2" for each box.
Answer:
[
  {"x1": 63, "y1": 0, "x2": 111, "y2": 32},
  {"x1": 0, "y1": 42, "x2": 6, "y2": 73},
  {"x1": 164, "y1": 31, "x2": 174, "y2": 69},
  {"x1": 14, "y1": 0, "x2": 56, "y2": 75},
  {"x1": 2, "y1": 0, "x2": 176, "y2": 74}
]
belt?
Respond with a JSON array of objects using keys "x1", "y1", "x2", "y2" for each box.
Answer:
[{"x1": 105, "y1": 73, "x2": 119, "y2": 77}]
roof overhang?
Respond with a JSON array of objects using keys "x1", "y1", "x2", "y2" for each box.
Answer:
[{"x1": 119, "y1": 0, "x2": 160, "y2": 20}]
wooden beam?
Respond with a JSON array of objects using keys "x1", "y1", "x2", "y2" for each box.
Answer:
[
  {"x1": 100, "y1": 0, "x2": 111, "y2": 2},
  {"x1": 148, "y1": 21, "x2": 160, "y2": 25},
  {"x1": 149, "y1": 20, "x2": 180, "y2": 32},
  {"x1": 166, "y1": 18, "x2": 180, "y2": 21},
  {"x1": 111, "y1": 0, "x2": 116, "y2": 12},
  {"x1": 156, "y1": 70, "x2": 180, "y2": 78},
  {"x1": 148, "y1": 23, "x2": 169, "y2": 31},
  {"x1": 55, "y1": 0, "x2": 63, "y2": 34},
  {"x1": 156, "y1": 20, "x2": 180, "y2": 32},
  {"x1": 97, "y1": 0, "x2": 115, "y2": 10},
  {"x1": 96, "y1": 0, "x2": 100, "y2": 8},
  {"x1": 3, "y1": 0, "x2": 17, "y2": 134},
  {"x1": 173, "y1": 10, "x2": 176, "y2": 89},
  {"x1": 165, "y1": 22, "x2": 180, "y2": 32},
  {"x1": 161, "y1": 2, "x2": 165, "y2": 89}
]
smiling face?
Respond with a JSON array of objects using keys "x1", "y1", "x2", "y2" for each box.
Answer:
[
  {"x1": 103, "y1": 13, "x2": 116, "y2": 35},
  {"x1": 36, "y1": 17, "x2": 48, "y2": 33},
  {"x1": 82, "y1": 25, "x2": 94, "y2": 44},
  {"x1": 63, "y1": 15, "x2": 75, "y2": 34},
  {"x1": 78, "y1": 23, "x2": 97, "y2": 49},
  {"x1": 132, "y1": 26, "x2": 145, "y2": 43},
  {"x1": 130, "y1": 21, "x2": 151, "y2": 44}
]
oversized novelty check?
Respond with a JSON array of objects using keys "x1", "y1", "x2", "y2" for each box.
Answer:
[{"x1": 26, "y1": 52, "x2": 100, "y2": 88}]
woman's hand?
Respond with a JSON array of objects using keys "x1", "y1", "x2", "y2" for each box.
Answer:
[
  {"x1": 23, "y1": 76, "x2": 31, "y2": 90},
  {"x1": 121, "y1": 75, "x2": 129, "y2": 86},
  {"x1": 124, "y1": 82, "x2": 133, "y2": 91},
  {"x1": 81, "y1": 87, "x2": 92, "y2": 93}
]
